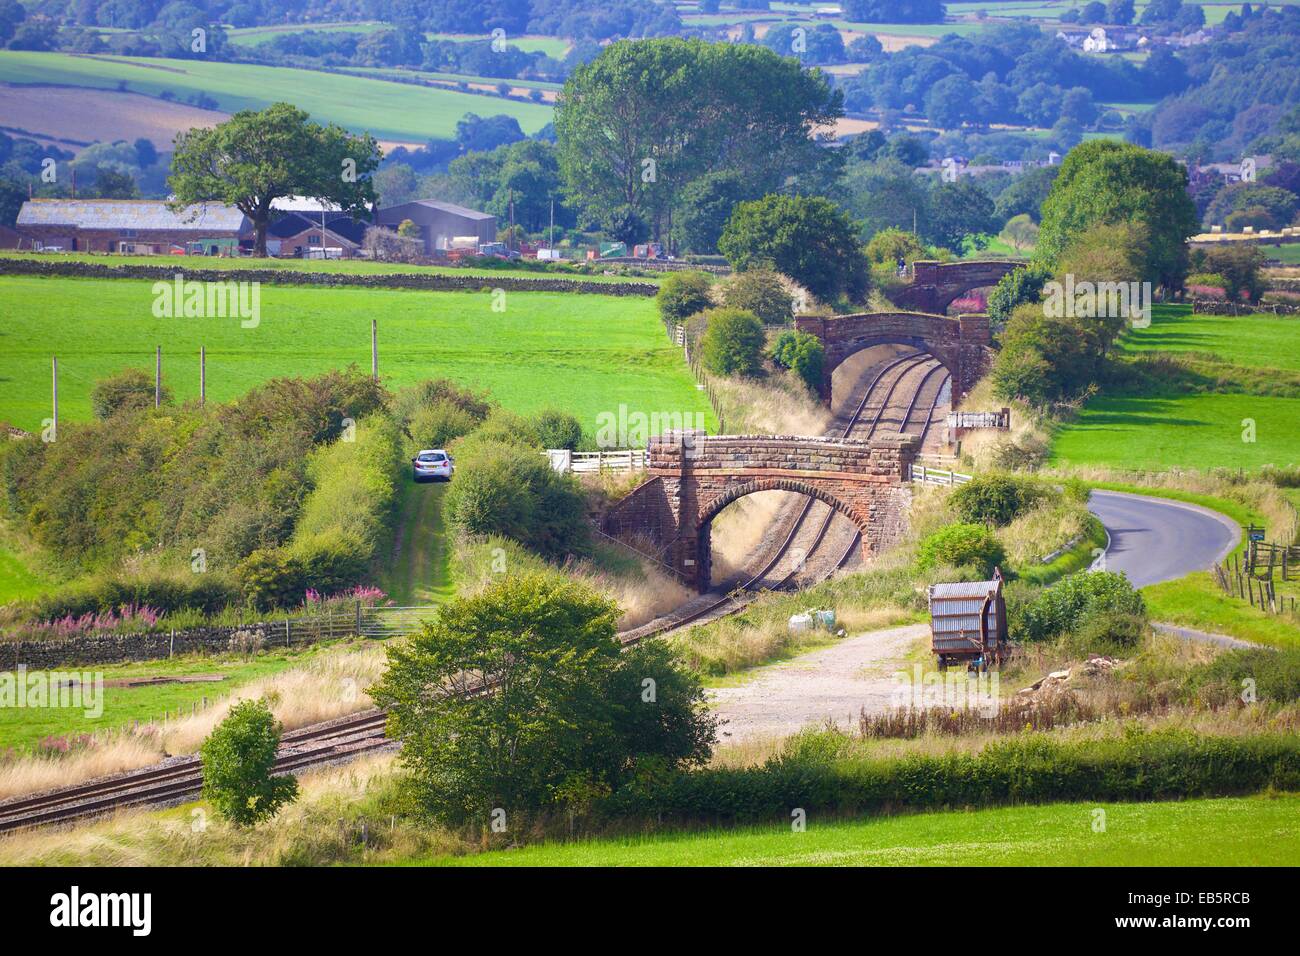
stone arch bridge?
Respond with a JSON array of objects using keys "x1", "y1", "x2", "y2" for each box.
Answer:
[
  {"x1": 603, "y1": 432, "x2": 918, "y2": 592},
  {"x1": 795, "y1": 310, "x2": 992, "y2": 406},
  {"x1": 891, "y1": 259, "x2": 1022, "y2": 314}
]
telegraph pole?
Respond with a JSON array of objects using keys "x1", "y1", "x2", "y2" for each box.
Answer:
[
  {"x1": 155, "y1": 346, "x2": 162, "y2": 407},
  {"x1": 200, "y1": 346, "x2": 206, "y2": 406},
  {"x1": 51, "y1": 357, "x2": 58, "y2": 442},
  {"x1": 371, "y1": 320, "x2": 378, "y2": 380}
]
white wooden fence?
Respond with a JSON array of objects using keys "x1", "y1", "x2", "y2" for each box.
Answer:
[
  {"x1": 946, "y1": 409, "x2": 1010, "y2": 430},
  {"x1": 546, "y1": 449, "x2": 648, "y2": 474},
  {"x1": 910, "y1": 464, "x2": 973, "y2": 486}
]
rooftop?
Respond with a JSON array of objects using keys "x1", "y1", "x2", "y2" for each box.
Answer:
[{"x1": 17, "y1": 199, "x2": 248, "y2": 232}]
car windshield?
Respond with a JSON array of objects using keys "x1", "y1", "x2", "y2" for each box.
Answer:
[{"x1": 418, "y1": 453, "x2": 446, "y2": 462}]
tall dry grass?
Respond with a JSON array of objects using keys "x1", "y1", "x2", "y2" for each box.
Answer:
[
  {"x1": 711, "y1": 373, "x2": 831, "y2": 437},
  {"x1": 0, "y1": 642, "x2": 387, "y2": 802}
]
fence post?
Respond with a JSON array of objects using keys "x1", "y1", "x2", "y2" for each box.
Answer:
[
  {"x1": 286, "y1": 618, "x2": 291, "y2": 647},
  {"x1": 356, "y1": 600, "x2": 362, "y2": 636}
]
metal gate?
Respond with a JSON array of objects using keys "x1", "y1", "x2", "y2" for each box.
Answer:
[{"x1": 358, "y1": 605, "x2": 439, "y2": 639}]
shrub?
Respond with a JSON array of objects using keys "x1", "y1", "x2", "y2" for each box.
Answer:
[
  {"x1": 443, "y1": 440, "x2": 588, "y2": 559},
  {"x1": 392, "y1": 378, "x2": 492, "y2": 425},
  {"x1": 915, "y1": 523, "x2": 1006, "y2": 577},
  {"x1": 699, "y1": 307, "x2": 765, "y2": 376},
  {"x1": 530, "y1": 408, "x2": 583, "y2": 451},
  {"x1": 950, "y1": 474, "x2": 1048, "y2": 527},
  {"x1": 1183, "y1": 647, "x2": 1300, "y2": 706},
  {"x1": 405, "y1": 401, "x2": 478, "y2": 455},
  {"x1": 721, "y1": 268, "x2": 795, "y2": 325},
  {"x1": 24, "y1": 569, "x2": 239, "y2": 621},
  {"x1": 90, "y1": 367, "x2": 170, "y2": 419},
  {"x1": 200, "y1": 700, "x2": 299, "y2": 826},
  {"x1": 369, "y1": 573, "x2": 715, "y2": 826},
  {"x1": 986, "y1": 263, "x2": 1051, "y2": 331},
  {"x1": 288, "y1": 528, "x2": 370, "y2": 596},
  {"x1": 236, "y1": 548, "x2": 304, "y2": 611},
  {"x1": 1017, "y1": 570, "x2": 1145, "y2": 643},
  {"x1": 768, "y1": 329, "x2": 825, "y2": 392},
  {"x1": 655, "y1": 271, "x2": 713, "y2": 325},
  {"x1": 1065, "y1": 609, "x2": 1147, "y2": 655}
]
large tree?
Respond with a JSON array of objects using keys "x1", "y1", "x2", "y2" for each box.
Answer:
[
  {"x1": 1036, "y1": 141, "x2": 1199, "y2": 291},
  {"x1": 169, "y1": 103, "x2": 381, "y2": 256},
  {"x1": 555, "y1": 38, "x2": 842, "y2": 244},
  {"x1": 719, "y1": 194, "x2": 868, "y2": 304}
]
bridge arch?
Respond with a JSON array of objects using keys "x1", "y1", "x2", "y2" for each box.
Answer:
[
  {"x1": 892, "y1": 260, "x2": 1021, "y2": 315},
  {"x1": 795, "y1": 312, "x2": 991, "y2": 407},
  {"x1": 602, "y1": 433, "x2": 918, "y2": 592}
]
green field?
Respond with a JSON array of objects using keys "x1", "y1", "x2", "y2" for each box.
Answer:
[
  {"x1": 0, "y1": 51, "x2": 552, "y2": 142},
  {"x1": 1050, "y1": 306, "x2": 1300, "y2": 471},
  {"x1": 0, "y1": 251, "x2": 656, "y2": 285},
  {"x1": 422, "y1": 794, "x2": 1300, "y2": 866},
  {"x1": 0, "y1": 276, "x2": 712, "y2": 437},
  {"x1": 0, "y1": 645, "x2": 324, "y2": 751},
  {"x1": 226, "y1": 21, "x2": 389, "y2": 46},
  {"x1": 1267, "y1": 244, "x2": 1300, "y2": 264}
]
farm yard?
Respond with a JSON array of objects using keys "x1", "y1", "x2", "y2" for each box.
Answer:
[{"x1": 0, "y1": 275, "x2": 709, "y2": 437}]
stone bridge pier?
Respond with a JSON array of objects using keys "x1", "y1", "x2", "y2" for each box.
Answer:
[{"x1": 602, "y1": 432, "x2": 919, "y2": 592}]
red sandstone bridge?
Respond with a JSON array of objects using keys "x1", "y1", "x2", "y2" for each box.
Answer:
[{"x1": 890, "y1": 259, "x2": 1021, "y2": 315}]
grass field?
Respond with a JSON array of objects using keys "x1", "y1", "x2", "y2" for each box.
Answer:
[
  {"x1": 422, "y1": 793, "x2": 1300, "y2": 866},
  {"x1": 0, "y1": 251, "x2": 658, "y2": 285},
  {"x1": 0, "y1": 51, "x2": 553, "y2": 142},
  {"x1": 1050, "y1": 305, "x2": 1300, "y2": 471},
  {"x1": 0, "y1": 645, "x2": 322, "y2": 751},
  {"x1": 0, "y1": 275, "x2": 712, "y2": 437}
]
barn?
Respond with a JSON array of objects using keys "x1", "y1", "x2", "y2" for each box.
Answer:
[
  {"x1": 374, "y1": 199, "x2": 497, "y2": 255},
  {"x1": 15, "y1": 199, "x2": 250, "y2": 254}
]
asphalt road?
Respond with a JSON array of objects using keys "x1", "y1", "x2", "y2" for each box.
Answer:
[{"x1": 1087, "y1": 490, "x2": 1241, "y2": 588}]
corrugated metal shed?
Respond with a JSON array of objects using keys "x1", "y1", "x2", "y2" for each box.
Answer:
[
  {"x1": 928, "y1": 573, "x2": 1006, "y2": 659},
  {"x1": 17, "y1": 199, "x2": 247, "y2": 232}
]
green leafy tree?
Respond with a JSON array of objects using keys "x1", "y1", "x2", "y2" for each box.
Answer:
[
  {"x1": 200, "y1": 700, "x2": 299, "y2": 826},
  {"x1": 656, "y1": 271, "x2": 714, "y2": 325},
  {"x1": 369, "y1": 573, "x2": 715, "y2": 826},
  {"x1": 699, "y1": 307, "x2": 766, "y2": 376},
  {"x1": 719, "y1": 194, "x2": 868, "y2": 303},
  {"x1": 1036, "y1": 141, "x2": 1199, "y2": 291},
  {"x1": 169, "y1": 103, "x2": 381, "y2": 256},
  {"x1": 987, "y1": 262, "x2": 1051, "y2": 331},
  {"x1": 925, "y1": 178, "x2": 999, "y2": 253},
  {"x1": 530, "y1": 409, "x2": 584, "y2": 451},
  {"x1": 916, "y1": 523, "x2": 1007, "y2": 577},
  {"x1": 556, "y1": 38, "x2": 842, "y2": 243},
  {"x1": 768, "y1": 329, "x2": 825, "y2": 392},
  {"x1": 722, "y1": 268, "x2": 795, "y2": 326}
]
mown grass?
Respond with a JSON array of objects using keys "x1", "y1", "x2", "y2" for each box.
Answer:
[
  {"x1": 0, "y1": 275, "x2": 711, "y2": 436},
  {"x1": 377, "y1": 481, "x2": 454, "y2": 606},
  {"x1": 0, "y1": 644, "x2": 321, "y2": 752},
  {"x1": 1143, "y1": 574, "x2": 1300, "y2": 650},
  {"x1": 424, "y1": 793, "x2": 1300, "y2": 866},
  {"x1": 1051, "y1": 305, "x2": 1300, "y2": 471},
  {"x1": 0, "y1": 50, "x2": 552, "y2": 141}
]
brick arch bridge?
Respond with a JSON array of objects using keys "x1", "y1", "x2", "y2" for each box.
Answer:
[
  {"x1": 891, "y1": 259, "x2": 1021, "y2": 314},
  {"x1": 794, "y1": 311, "x2": 992, "y2": 406},
  {"x1": 603, "y1": 432, "x2": 918, "y2": 592}
]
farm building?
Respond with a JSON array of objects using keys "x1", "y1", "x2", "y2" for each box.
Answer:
[
  {"x1": 374, "y1": 199, "x2": 497, "y2": 255},
  {"x1": 15, "y1": 199, "x2": 250, "y2": 254},
  {"x1": 267, "y1": 211, "x2": 368, "y2": 258}
]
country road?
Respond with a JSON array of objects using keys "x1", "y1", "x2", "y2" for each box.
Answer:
[{"x1": 1087, "y1": 490, "x2": 1241, "y2": 588}]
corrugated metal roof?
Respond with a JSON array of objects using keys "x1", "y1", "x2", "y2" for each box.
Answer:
[
  {"x1": 17, "y1": 200, "x2": 247, "y2": 232},
  {"x1": 929, "y1": 580, "x2": 1000, "y2": 599},
  {"x1": 403, "y1": 199, "x2": 495, "y2": 221}
]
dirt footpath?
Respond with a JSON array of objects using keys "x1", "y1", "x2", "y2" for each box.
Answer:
[{"x1": 709, "y1": 623, "x2": 929, "y2": 744}]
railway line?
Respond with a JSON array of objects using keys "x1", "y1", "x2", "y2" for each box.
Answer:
[{"x1": 0, "y1": 350, "x2": 954, "y2": 836}]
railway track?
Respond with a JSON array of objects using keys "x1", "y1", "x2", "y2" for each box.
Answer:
[{"x1": 0, "y1": 353, "x2": 955, "y2": 836}]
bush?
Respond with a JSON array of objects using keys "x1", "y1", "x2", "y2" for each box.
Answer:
[
  {"x1": 443, "y1": 440, "x2": 589, "y2": 560},
  {"x1": 405, "y1": 401, "x2": 479, "y2": 455},
  {"x1": 288, "y1": 528, "x2": 370, "y2": 596},
  {"x1": 768, "y1": 329, "x2": 825, "y2": 392},
  {"x1": 699, "y1": 307, "x2": 765, "y2": 376},
  {"x1": 655, "y1": 271, "x2": 713, "y2": 325},
  {"x1": 950, "y1": 474, "x2": 1048, "y2": 527},
  {"x1": 986, "y1": 263, "x2": 1050, "y2": 331},
  {"x1": 369, "y1": 573, "x2": 715, "y2": 827},
  {"x1": 595, "y1": 729, "x2": 1300, "y2": 824},
  {"x1": 200, "y1": 700, "x2": 299, "y2": 826},
  {"x1": 915, "y1": 523, "x2": 1006, "y2": 577},
  {"x1": 236, "y1": 548, "x2": 304, "y2": 611},
  {"x1": 90, "y1": 367, "x2": 170, "y2": 419},
  {"x1": 1183, "y1": 647, "x2": 1300, "y2": 706},
  {"x1": 1066, "y1": 609, "x2": 1147, "y2": 655},
  {"x1": 530, "y1": 408, "x2": 583, "y2": 451},
  {"x1": 721, "y1": 268, "x2": 794, "y2": 325},
  {"x1": 1017, "y1": 570, "x2": 1145, "y2": 643}
]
